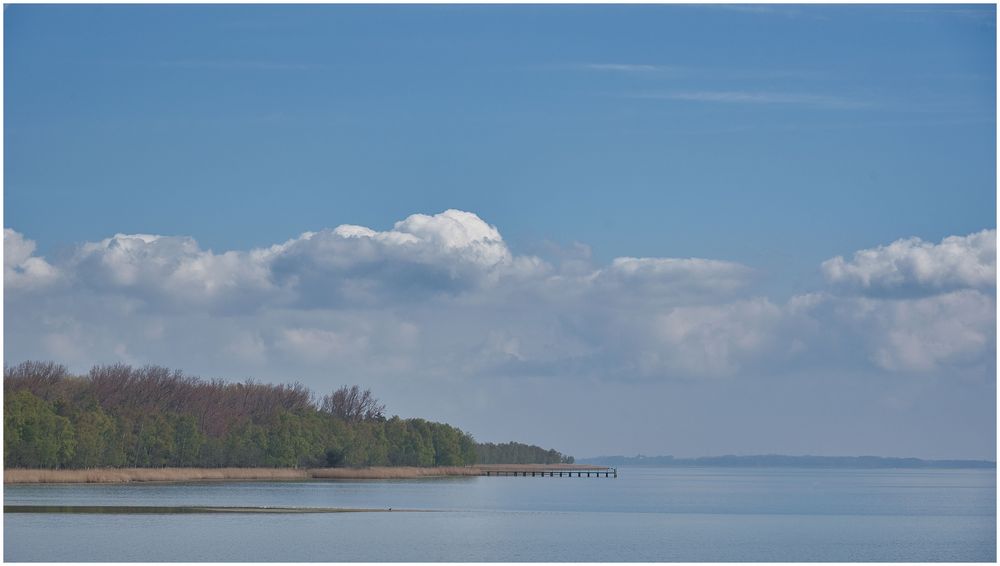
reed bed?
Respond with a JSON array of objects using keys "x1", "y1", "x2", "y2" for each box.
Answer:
[
  {"x1": 5, "y1": 466, "x2": 476, "y2": 484},
  {"x1": 5, "y1": 468, "x2": 310, "y2": 484},
  {"x1": 5, "y1": 464, "x2": 608, "y2": 484}
]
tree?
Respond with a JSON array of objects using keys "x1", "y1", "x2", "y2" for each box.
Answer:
[
  {"x1": 4, "y1": 390, "x2": 76, "y2": 468},
  {"x1": 71, "y1": 408, "x2": 117, "y2": 468},
  {"x1": 171, "y1": 414, "x2": 204, "y2": 467},
  {"x1": 132, "y1": 413, "x2": 175, "y2": 467},
  {"x1": 3, "y1": 360, "x2": 568, "y2": 470},
  {"x1": 321, "y1": 385, "x2": 385, "y2": 423}
]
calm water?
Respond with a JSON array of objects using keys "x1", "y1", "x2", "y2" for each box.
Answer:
[{"x1": 4, "y1": 467, "x2": 996, "y2": 561}]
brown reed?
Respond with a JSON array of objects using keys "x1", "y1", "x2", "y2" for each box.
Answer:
[{"x1": 4, "y1": 464, "x2": 607, "y2": 484}]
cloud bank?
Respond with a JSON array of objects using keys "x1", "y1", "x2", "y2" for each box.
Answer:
[{"x1": 4, "y1": 212, "x2": 995, "y2": 387}]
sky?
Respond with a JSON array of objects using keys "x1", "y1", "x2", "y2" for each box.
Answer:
[{"x1": 4, "y1": 4, "x2": 997, "y2": 460}]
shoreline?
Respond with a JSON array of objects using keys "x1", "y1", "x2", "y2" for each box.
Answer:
[{"x1": 4, "y1": 464, "x2": 609, "y2": 484}]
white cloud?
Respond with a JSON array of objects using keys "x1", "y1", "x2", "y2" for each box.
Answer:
[
  {"x1": 822, "y1": 229, "x2": 996, "y2": 294},
  {"x1": 3, "y1": 215, "x2": 996, "y2": 387},
  {"x1": 69, "y1": 233, "x2": 281, "y2": 312},
  {"x1": 393, "y1": 209, "x2": 510, "y2": 263},
  {"x1": 269, "y1": 209, "x2": 540, "y2": 307},
  {"x1": 4, "y1": 228, "x2": 60, "y2": 291},
  {"x1": 50, "y1": 210, "x2": 535, "y2": 311}
]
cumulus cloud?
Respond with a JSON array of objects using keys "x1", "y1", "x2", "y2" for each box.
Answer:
[
  {"x1": 69, "y1": 233, "x2": 281, "y2": 312},
  {"x1": 822, "y1": 229, "x2": 996, "y2": 295},
  {"x1": 4, "y1": 229, "x2": 60, "y2": 291},
  {"x1": 13, "y1": 210, "x2": 759, "y2": 315},
  {"x1": 3, "y1": 214, "x2": 996, "y2": 386},
  {"x1": 33, "y1": 210, "x2": 541, "y2": 312},
  {"x1": 270, "y1": 209, "x2": 535, "y2": 307}
]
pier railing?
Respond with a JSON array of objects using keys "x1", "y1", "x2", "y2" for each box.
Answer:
[{"x1": 477, "y1": 465, "x2": 617, "y2": 478}]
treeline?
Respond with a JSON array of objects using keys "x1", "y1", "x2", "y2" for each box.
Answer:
[
  {"x1": 476, "y1": 441, "x2": 574, "y2": 465},
  {"x1": 4, "y1": 361, "x2": 481, "y2": 469}
]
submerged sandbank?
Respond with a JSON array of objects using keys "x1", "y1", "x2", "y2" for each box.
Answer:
[{"x1": 4, "y1": 505, "x2": 433, "y2": 514}]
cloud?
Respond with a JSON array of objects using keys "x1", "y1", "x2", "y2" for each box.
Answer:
[
  {"x1": 69, "y1": 233, "x2": 281, "y2": 312},
  {"x1": 796, "y1": 289, "x2": 996, "y2": 375},
  {"x1": 4, "y1": 214, "x2": 996, "y2": 387},
  {"x1": 4, "y1": 229, "x2": 60, "y2": 291},
  {"x1": 644, "y1": 298, "x2": 788, "y2": 377},
  {"x1": 821, "y1": 229, "x2": 996, "y2": 295},
  {"x1": 862, "y1": 290, "x2": 996, "y2": 373},
  {"x1": 596, "y1": 257, "x2": 753, "y2": 300},
  {"x1": 269, "y1": 209, "x2": 541, "y2": 307},
  {"x1": 50, "y1": 210, "x2": 541, "y2": 312}
]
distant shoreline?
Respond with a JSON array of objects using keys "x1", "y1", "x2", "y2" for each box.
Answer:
[
  {"x1": 577, "y1": 455, "x2": 997, "y2": 469},
  {"x1": 4, "y1": 464, "x2": 609, "y2": 484}
]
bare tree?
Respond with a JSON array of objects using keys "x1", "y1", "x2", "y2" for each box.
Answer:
[
  {"x1": 4, "y1": 361, "x2": 72, "y2": 401},
  {"x1": 321, "y1": 385, "x2": 386, "y2": 423}
]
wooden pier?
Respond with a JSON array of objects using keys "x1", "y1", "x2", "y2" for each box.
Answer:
[{"x1": 478, "y1": 465, "x2": 617, "y2": 478}]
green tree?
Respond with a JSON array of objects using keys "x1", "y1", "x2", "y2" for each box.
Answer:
[
  {"x1": 71, "y1": 407, "x2": 117, "y2": 468},
  {"x1": 224, "y1": 422, "x2": 267, "y2": 467},
  {"x1": 4, "y1": 390, "x2": 76, "y2": 468},
  {"x1": 132, "y1": 413, "x2": 175, "y2": 467},
  {"x1": 171, "y1": 414, "x2": 204, "y2": 467}
]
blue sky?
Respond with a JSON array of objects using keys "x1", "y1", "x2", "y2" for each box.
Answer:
[{"x1": 4, "y1": 5, "x2": 997, "y2": 459}]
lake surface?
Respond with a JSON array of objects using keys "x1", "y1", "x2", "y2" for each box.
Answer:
[{"x1": 4, "y1": 467, "x2": 996, "y2": 561}]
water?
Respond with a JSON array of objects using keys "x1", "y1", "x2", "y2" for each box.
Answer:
[{"x1": 4, "y1": 467, "x2": 996, "y2": 561}]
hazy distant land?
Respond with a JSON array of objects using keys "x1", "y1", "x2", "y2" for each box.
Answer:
[{"x1": 578, "y1": 454, "x2": 996, "y2": 469}]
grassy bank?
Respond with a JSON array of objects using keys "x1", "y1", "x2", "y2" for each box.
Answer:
[{"x1": 5, "y1": 464, "x2": 608, "y2": 484}]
